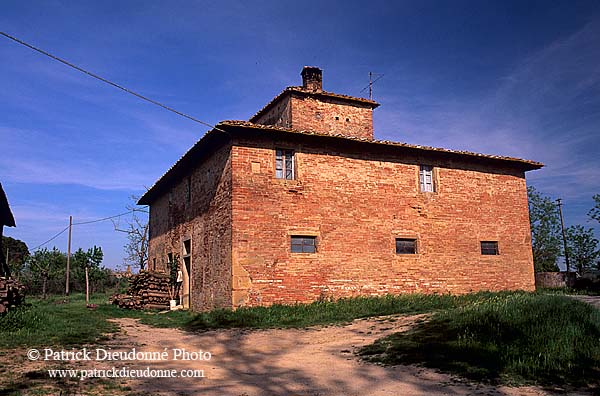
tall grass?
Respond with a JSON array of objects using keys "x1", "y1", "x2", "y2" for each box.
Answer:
[
  {"x1": 360, "y1": 293, "x2": 600, "y2": 386},
  {"x1": 178, "y1": 292, "x2": 500, "y2": 330}
]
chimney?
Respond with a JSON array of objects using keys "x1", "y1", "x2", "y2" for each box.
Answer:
[{"x1": 301, "y1": 66, "x2": 322, "y2": 92}]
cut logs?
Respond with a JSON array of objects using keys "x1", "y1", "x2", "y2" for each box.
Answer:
[
  {"x1": 111, "y1": 270, "x2": 171, "y2": 310},
  {"x1": 0, "y1": 277, "x2": 25, "y2": 314}
]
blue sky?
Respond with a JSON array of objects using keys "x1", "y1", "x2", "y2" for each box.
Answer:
[{"x1": 1, "y1": 0, "x2": 599, "y2": 269}]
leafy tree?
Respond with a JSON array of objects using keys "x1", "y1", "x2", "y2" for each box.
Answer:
[
  {"x1": 1, "y1": 236, "x2": 29, "y2": 278},
  {"x1": 589, "y1": 194, "x2": 600, "y2": 223},
  {"x1": 528, "y1": 186, "x2": 562, "y2": 272},
  {"x1": 71, "y1": 246, "x2": 104, "y2": 293},
  {"x1": 25, "y1": 248, "x2": 66, "y2": 299},
  {"x1": 566, "y1": 225, "x2": 599, "y2": 274},
  {"x1": 113, "y1": 196, "x2": 148, "y2": 271}
]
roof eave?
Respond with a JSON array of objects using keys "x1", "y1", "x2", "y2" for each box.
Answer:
[{"x1": 249, "y1": 87, "x2": 380, "y2": 123}]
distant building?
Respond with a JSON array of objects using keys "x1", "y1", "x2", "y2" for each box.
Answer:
[
  {"x1": 139, "y1": 67, "x2": 542, "y2": 311},
  {"x1": 0, "y1": 182, "x2": 16, "y2": 278}
]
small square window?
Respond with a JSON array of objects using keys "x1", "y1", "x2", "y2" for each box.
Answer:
[
  {"x1": 186, "y1": 177, "x2": 192, "y2": 204},
  {"x1": 481, "y1": 241, "x2": 499, "y2": 255},
  {"x1": 291, "y1": 236, "x2": 316, "y2": 253},
  {"x1": 276, "y1": 149, "x2": 295, "y2": 180},
  {"x1": 419, "y1": 165, "x2": 435, "y2": 192},
  {"x1": 396, "y1": 238, "x2": 417, "y2": 254},
  {"x1": 183, "y1": 239, "x2": 191, "y2": 256}
]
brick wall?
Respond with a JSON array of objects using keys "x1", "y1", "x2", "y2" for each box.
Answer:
[
  {"x1": 252, "y1": 95, "x2": 292, "y2": 129},
  {"x1": 253, "y1": 92, "x2": 375, "y2": 140},
  {"x1": 147, "y1": 143, "x2": 233, "y2": 311},
  {"x1": 289, "y1": 95, "x2": 374, "y2": 140},
  {"x1": 230, "y1": 135, "x2": 535, "y2": 307}
]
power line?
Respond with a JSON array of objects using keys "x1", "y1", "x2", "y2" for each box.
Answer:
[
  {"x1": 0, "y1": 31, "x2": 228, "y2": 135},
  {"x1": 72, "y1": 208, "x2": 147, "y2": 226},
  {"x1": 31, "y1": 225, "x2": 70, "y2": 251},
  {"x1": 31, "y1": 208, "x2": 148, "y2": 250}
]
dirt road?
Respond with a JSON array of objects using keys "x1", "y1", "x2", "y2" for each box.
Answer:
[
  {"x1": 3, "y1": 314, "x2": 587, "y2": 395},
  {"x1": 97, "y1": 315, "x2": 559, "y2": 396}
]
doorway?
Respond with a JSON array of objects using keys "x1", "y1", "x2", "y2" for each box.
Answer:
[{"x1": 182, "y1": 239, "x2": 192, "y2": 309}]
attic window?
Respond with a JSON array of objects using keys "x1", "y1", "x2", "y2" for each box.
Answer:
[
  {"x1": 275, "y1": 149, "x2": 295, "y2": 180},
  {"x1": 335, "y1": 116, "x2": 340, "y2": 121},
  {"x1": 345, "y1": 118, "x2": 350, "y2": 122}
]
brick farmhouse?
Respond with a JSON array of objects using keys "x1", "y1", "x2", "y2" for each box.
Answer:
[{"x1": 138, "y1": 67, "x2": 543, "y2": 311}]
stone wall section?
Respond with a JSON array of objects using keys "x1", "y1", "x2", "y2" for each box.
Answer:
[{"x1": 147, "y1": 144, "x2": 233, "y2": 311}]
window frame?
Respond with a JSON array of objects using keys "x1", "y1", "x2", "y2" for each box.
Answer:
[
  {"x1": 395, "y1": 238, "x2": 418, "y2": 255},
  {"x1": 290, "y1": 235, "x2": 317, "y2": 254},
  {"x1": 275, "y1": 148, "x2": 295, "y2": 180},
  {"x1": 419, "y1": 165, "x2": 435, "y2": 193},
  {"x1": 480, "y1": 241, "x2": 499, "y2": 255}
]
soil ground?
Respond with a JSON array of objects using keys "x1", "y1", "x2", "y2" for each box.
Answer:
[{"x1": 2, "y1": 313, "x2": 593, "y2": 396}]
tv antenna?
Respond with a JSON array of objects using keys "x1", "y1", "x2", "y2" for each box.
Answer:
[{"x1": 360, "y1": 72, "x2": 384, "y2": 100}]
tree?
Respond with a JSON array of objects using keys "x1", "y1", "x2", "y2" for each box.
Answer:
[
  {"x1": 113, "y1": 196, "x2": 148, "y2": 271},
  {"x1": 71, "y1": 246, "x2": 104, "y2": 292},
  {"x1": 528, "y1": 186, "x2": 562, "y2": 272},
  {"x1": 566, "y1": 225, "x2": 599, "y2": 274},
  {"x1": 26, "y1": 248, "x2": 66, "y2": 299},
  {"x1": 1, "y1": 236, "x2": 29, "y2": 278},
  {"x1": 589, "y1": 194, "x2": 600, "y2": 223}
]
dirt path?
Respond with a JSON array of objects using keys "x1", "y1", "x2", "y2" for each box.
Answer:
[
  {"x1": 570, "y1": 295, "x2": 600, "y2": 309},
  {"x1": 94, "y1": 315, "x2": 561, "y2": 396}
]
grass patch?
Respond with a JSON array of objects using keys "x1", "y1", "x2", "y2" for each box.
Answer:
[
  {"x1": 0, "y1": 293, "x2": 145, "y2": 348},
  {"x1": 179, "y1": 292, "x2": 496, "y2": 330},
  {"x1": 359, "y1": 293, "x2": 600, "y2": 387}
]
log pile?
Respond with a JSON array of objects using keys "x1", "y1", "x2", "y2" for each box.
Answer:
[
  {"x1": 0, "y1": 277, "x2": 25, "y2": 314},
  {"x1": 111, "y1": 271, "x2": 171, "y2": 310}
]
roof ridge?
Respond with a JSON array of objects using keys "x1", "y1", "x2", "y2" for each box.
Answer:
[{"x1": 219, "y1": 120, "x2": 543, "y2": 167}]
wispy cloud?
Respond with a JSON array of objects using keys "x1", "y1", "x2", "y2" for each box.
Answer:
[{"x1": 377, "y1": 16, "x2": 600, "y2": 202}]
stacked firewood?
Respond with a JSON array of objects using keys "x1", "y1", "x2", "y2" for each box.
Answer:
[
  {"x1": 111, "y1": 271, "x2": 171, "y2": 310},
  {"x1": 0, "y1": 277, "x2": 25, "y2": 314}
]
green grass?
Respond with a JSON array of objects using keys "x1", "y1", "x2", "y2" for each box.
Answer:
[
  {"x1": 0, "y1": 293, "x2": 143, "y2": 348},
  {"x1": 178, "y1": 293, "x2": 471, "y2": 330},
  {"x1": 359, "y1": 292, "x2": 600, "y2": 387}
]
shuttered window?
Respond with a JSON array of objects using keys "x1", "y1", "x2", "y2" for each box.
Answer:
[
  {"x1": 276, "y1": 149, "x2": 295, "y2": 180},
  {"x1": 419, "y1": 165, "x2": 434, "y2": 192}
]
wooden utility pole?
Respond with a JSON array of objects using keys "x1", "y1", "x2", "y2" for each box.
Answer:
[
  {"x1": 556, "y1": 199, "x2": 570, "y2": 272},
  {"x1": 65, "y1": 215, "x2": 72, "y2": 295},
  {"x1": 85, "y1": 265, "x2": 89, "y2": 304}
]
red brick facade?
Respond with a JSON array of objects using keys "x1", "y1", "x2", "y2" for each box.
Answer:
[
  {"x1": 250, "y1": 66, "x2": 378, "y2": 140},
  {"x1": 140, "y1": 67, "x2": 542, "y2": 311}
]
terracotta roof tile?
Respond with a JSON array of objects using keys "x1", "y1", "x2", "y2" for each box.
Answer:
[{"x1": 220, "y1": 120, "x2": 544, "y2": 168}]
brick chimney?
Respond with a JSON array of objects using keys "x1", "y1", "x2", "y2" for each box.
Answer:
[{"x1": 301, "y1": 66, "x2": 322, "y2": 92}]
